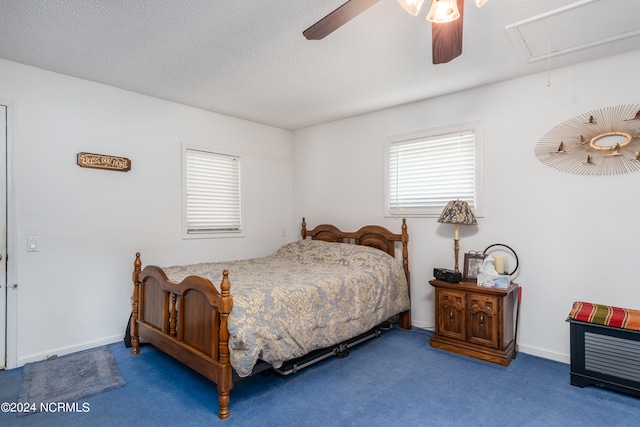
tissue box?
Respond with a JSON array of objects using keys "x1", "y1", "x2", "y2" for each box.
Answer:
[
  {"x1": 492, "y1": 275, "x2": 510, "y2": 289},
  {"x1": 478, "y1": 274, "x2": 510, "y2": 289}
]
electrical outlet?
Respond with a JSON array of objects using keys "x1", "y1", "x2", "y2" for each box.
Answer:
[{"x1": 282, "y1": 229, "x2": 287, "y2": 237}]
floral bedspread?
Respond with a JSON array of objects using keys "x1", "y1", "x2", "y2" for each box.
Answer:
[{"x1": 162, "y1": 240, "x2": 410, "y2": 377}]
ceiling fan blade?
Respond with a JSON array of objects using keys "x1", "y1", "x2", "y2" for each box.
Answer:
[
  {"x1": 432, "y1": 0, "x2": 464, "y2": 64},
  {"x1": 303, "y1": 0, "x2": 380, "y2": 40}
]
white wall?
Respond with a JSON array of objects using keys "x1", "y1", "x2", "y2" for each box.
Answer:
[
  {"x1": 3, "y1": 48, "x2": 639, "y2": 367},
  {"x1": 293, "y1": 50, "x2": 640, "y2": 363},
  {"x1": 0, "y1": 59, "x2": 295, "y2": 366}
]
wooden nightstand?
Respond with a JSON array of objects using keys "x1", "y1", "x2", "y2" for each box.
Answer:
[{"x1": 429, "y1": 279, "x2": 518, "y2": 366}]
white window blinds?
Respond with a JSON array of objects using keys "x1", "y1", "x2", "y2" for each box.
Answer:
[
  {"x1": 185, "y1": 148, "x2": 242, "y2": 234},
  {"x1": 387, "y1": 128, "x2": 479, "y2": 216}
]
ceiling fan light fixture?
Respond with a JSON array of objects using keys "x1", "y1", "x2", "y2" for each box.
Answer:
[
  {"x1": 396, "y1": 0, "x2": 425, "y2": 16},
  {"x1": 426, "y1": 0, "x2": 460, "y2": 23},
  {"x1": 475, "y1": 0, "x2": 489, "y2": 7}
]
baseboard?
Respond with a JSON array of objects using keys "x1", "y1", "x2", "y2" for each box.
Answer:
[
  {"x1": 411, "y1": 318, "x2": 569, "y2": 365},
  {"x1": 16, "y1": 334, "x2": 124, "y2": 368},
  {"x1": 409, "y1": 319, "x2": 434, "y2": 330},
  {"x1": 517, "y1": 343, "x2": 569, "y2": 364},
  {"x1": 13, "y1": 330, "x2": 571, "y2": 368}
]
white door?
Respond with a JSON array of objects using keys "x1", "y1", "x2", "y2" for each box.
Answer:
[{"x1": 0, "y1": 105, "x2": 6, "y2": 369}]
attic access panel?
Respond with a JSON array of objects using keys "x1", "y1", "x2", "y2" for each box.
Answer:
[{"x1": 506, "y1": 0, "x2": 640, "y2": 63}]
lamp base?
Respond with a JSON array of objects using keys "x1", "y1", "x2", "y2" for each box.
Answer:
[{"x1": 454, "y1": 238, "x2": 460, "y2": 272}]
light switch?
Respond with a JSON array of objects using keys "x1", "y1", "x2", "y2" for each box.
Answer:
[{"x1": 27, "y1": 236, "x2": 38, "y2": 252}]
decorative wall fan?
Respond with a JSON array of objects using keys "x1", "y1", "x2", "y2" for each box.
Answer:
[{"x1": 303, "y1": 0, "x2": 489, "y2": 64}]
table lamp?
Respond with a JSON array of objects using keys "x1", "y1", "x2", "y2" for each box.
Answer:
[{"x1": 437, "y1": 200, "x2": 478, "y2": 272}]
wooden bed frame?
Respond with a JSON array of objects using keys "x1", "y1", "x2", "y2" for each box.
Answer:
[{"x1": 130, "y1": 218, "x2": 411, "y2": 419}]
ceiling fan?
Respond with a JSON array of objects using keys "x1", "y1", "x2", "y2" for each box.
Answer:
[{"x1": 303, "y1": 0, "x2": 488, "y2": 64}]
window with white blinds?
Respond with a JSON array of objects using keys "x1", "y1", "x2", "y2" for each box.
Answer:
[
  {"x1": 183, "y1": 146, "x2": 243, "y2": 237},
  {"x1": 385, "y1": 121, "x2": 483, "y2": 217}
]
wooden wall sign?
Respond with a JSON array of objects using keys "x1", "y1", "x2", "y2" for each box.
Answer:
[{"x1": 77, "y1": 152, "x2": 131, "y2": 172}]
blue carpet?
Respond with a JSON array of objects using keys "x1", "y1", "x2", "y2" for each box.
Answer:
[{"x1": 0, "y1": 327, "x2": 638, "y2": 426}]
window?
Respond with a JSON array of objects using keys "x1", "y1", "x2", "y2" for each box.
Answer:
[
  {"x1": 385, "y1": 121, "x2": 483, "y2": 217},
  {"x1": 183, "y1": 145, "x2": 243, "y2": 238}
]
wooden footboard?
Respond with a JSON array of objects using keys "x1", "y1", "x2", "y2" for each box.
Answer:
[{"x1": 131, "y1": 252, "x2": 234, "y2": 419}]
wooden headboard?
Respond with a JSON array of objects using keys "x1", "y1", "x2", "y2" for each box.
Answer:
[
  {"x1": 301, "y1": 217, "x2": 407, "y2": 258},
  {"x1": 300, "y1": 217, "x2": 410, "y2": 295}
]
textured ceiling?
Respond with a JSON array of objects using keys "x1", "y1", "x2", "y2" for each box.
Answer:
[{"x1": 1, "y1": 0, "x2": 640, "y2": 130}]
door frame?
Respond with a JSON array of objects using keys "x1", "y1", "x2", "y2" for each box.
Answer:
[{"x1": 1, "y1": 99, "x2": 17, "y2": 369}]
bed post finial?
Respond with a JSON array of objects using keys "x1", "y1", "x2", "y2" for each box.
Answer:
[
  {"x1": 220, "y1": 269, "x2": 231, "y2": 297},
  {"x1": 131, "y1": 252, "x2": 142, "y2": 355},
  {"x1": 301, "y1": 217, "x2": 307, "y2": 239},
  {"x1": 133, "y1": 252, "x2": 142, "y2": 281}
]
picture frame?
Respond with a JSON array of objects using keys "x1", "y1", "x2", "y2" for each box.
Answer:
[{"x1": 463, "y1": 252, "x2": 486, "y2": 281}]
